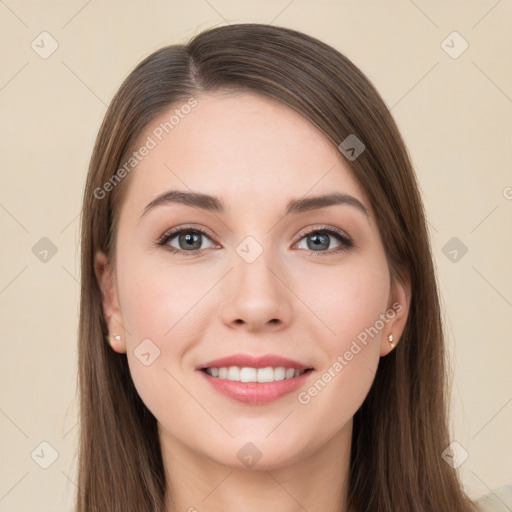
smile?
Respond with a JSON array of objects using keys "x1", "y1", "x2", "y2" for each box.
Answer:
[
  {"x1": 202, "y1": 366, "x2": 311, "y2": 382},
  {"x1": 198, "y1": 367, "x2": 315, "y2": 405}
]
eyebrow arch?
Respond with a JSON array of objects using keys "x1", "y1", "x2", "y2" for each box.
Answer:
[{"x1": 140, "y1": 190, "x2": 369, "y2": 219}]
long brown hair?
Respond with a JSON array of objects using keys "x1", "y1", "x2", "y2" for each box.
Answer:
[{"x1": 77, "y1": 23, "x2": 479, "y2": 511}]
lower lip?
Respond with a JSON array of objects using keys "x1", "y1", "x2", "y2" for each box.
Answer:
[{"x1": 197, "y1": 369, "x2": 315, "y2": 405}]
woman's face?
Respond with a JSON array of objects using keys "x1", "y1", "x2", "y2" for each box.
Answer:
[{"x1": 96, "y1": 90, "x2": 410, "y2": 470}]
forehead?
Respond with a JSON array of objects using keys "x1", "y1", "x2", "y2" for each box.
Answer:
[{"x1": 121, "y1": 90, "x2": 370, "y2": 216}]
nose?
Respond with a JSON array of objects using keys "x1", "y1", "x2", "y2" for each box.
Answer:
[{"x1": 221, "y1": 251, "x2": 293, "y2": 332}]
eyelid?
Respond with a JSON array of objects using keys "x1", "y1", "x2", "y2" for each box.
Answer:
[
  {"x1": 157, "y1": 223, "x2": 219, "y2": 246},
  {"x1": 295, "y1": 224, "x2": 352, "y2": 244}
]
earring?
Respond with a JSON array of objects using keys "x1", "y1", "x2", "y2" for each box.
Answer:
[
  {"x1": 388, "y1": 334, "x2": 395, "y2": 349},
  {"x1": 108, "y1": 333, "x2": 121, "y2": 345}
]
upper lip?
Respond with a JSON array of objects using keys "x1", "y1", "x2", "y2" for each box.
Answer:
[{"x1": 196, "y1": 353, "x2": 314, "y2": 371}]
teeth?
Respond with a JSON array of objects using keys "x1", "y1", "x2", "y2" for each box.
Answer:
[{"x1": 204, "y1": 366, "x2": 308, "y2": 382}]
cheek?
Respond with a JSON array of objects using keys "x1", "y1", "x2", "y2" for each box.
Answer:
[
  {"x1": 297, "y1": 256, "x2": 390, "y2": 350},
  {"x1": 118, "y1": 274, "x2": 211, "y2": 438},
  {"x1": 117, "y1": 253, "x2": 211, "y2": 342},
  {"x1": 292, "y1": 261, "x2": 388, "y2": 431},
  {"x1": 114, "y1": 253, "x2": 211, "y2": 405}
]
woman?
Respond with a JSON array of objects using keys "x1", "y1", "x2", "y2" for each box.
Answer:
[{"x1": 77, "y1": 23, "x2": 480, "y2": 511}]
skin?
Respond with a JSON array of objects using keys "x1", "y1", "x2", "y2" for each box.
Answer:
[{"x1": 95, "y1": 90, "x2": 411, "y2": 512}]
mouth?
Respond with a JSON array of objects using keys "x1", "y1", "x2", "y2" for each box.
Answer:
[
  {"x1": 200, "y1": 366, "x2": 314, "y2": 383},
  {"x1": 197, "y1": 366, "x2": 316, "y2": 405},
  {"x1": 195, "y1": 353, "x2": 315, "y2": 403}
]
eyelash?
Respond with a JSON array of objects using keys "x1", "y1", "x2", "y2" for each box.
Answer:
[{"x1": 156, "y1": 224, "x2": 354, "y2": 257}]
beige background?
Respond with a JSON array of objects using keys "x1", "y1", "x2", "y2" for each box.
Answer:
[{"x1": 0, "y1": 1, "x2": 511, "y2": 510}]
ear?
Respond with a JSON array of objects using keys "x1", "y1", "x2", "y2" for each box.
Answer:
[
  {"x1": 94, "y1": 250, "x2": 127, "y2": 353},
  {"x1": 380, "y1": 271, "x2": 411, "y2": 356}
]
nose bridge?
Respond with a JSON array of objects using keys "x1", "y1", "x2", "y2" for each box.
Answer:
[
  {"x1": 234, "y1": 235, "x2": 282, "y2": 301},
  {"x1": 221, "y1": 234, "x2": 292, "y2": 329}
]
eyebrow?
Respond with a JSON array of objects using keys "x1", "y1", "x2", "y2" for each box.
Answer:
[{"x1": 140, "y1": 189, "x2": 369, "y2": 219}]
